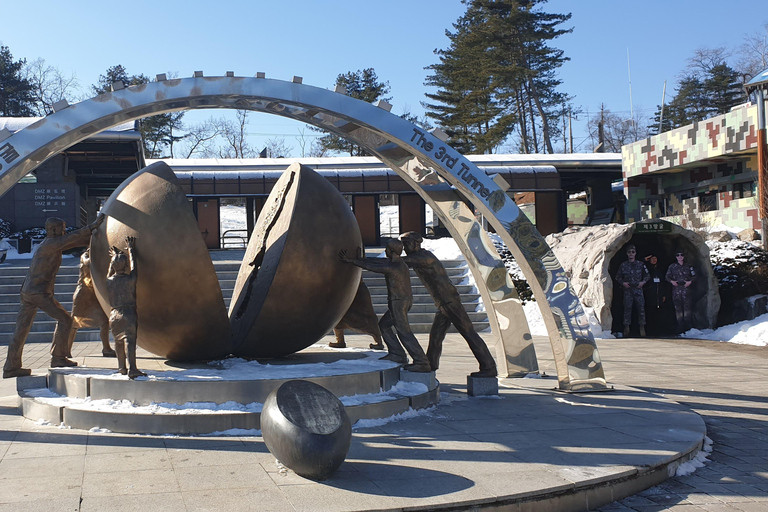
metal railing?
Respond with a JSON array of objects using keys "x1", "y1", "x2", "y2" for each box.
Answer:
[{"x1": 221, "y1": 229, "x2": 248, "y2": 248}]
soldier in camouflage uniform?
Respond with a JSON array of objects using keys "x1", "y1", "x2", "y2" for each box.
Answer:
[
  {"x1": 615, "y1": 245, "x2": 649, "y2": 337},
  {"x1": 666, "y1": 250, "x2": 696, "y2": 333}
]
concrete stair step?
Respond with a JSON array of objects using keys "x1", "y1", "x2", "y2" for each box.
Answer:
[
  {"x1": 369, "y1": 293, "x2": 481, "y2": 305},
  {"x1": 365, "y1": 284, "x2": 475, "y2": 296},
  {"x1": 372, "y1": 302, "x2": 480, "y2": 314}
]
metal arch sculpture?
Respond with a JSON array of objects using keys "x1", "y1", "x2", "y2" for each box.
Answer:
[{"x1": 0, "y1": 75, "x2": 605, "y2": 391}]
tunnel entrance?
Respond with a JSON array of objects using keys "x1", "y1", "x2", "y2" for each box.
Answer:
[{"x1": 609, "y1": 231, "x2": 710, "y2": 336}]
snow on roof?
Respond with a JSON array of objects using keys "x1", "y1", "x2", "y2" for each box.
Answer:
[{"x1": 0, "y1": 117, "x2": 138, "y2": 135}]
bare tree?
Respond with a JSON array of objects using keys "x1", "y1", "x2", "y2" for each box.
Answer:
[
  {"x1": 686, "y1": 47, "x2": 731, "y2": 76},
  {"x1": 587, "y1": 106, "x2": 648, "y2": 153},
  {"x1": 22, "y1": 58, "x2": 80, "y2": 116},
  {"x1": 264, "y1": 137, "x2": 293, "y2": 158},
  {"x1": 739, "y1": 23, "x2": 768, "y2": 80},
  {"x1": 177, "y1": 118, "x2": 223, "y2": 158},
  {"x1": 217, "y1": 110, "x2": 257, "y2": 158},
  {"x1": 309, "y1": 138, "x2": 329, "y2": 158}
]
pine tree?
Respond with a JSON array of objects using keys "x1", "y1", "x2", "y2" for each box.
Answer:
[
  {"x1": 0, "y1": 46, "x2": 34, "y2": 117},
  {"x1": 423, "y1": 0, "x2": 572, "y2": 154},
  {"x1": 92, "y1": 65, "x2": 185, "y2": 158},
  {"x1": 316, "y1": 68, "x2": 391, "y2": 156}
]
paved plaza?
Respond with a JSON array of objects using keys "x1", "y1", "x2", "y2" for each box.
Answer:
[{"x1": 0, "y1": 326, "x2": 766, "y2": 510}]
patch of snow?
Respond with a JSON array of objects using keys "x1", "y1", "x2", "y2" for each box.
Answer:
[
  {"x1": 352, "y1": 406, "x2": 435, "y2": 429},
  {"x1": 53, "y1": 350, "x2": 399, "y2": 383},
  {"x1": 675, "y1": 436, "x2": 713, "y2": 476},
  {"x1": 420, "y1": 237, "x2": 465, "y2": 261},
  {"x1": 201, "y1": 428, "x2": 261, "y2": 437},
  {"x1": 681, "y1": 313, "x2": 768, "y2": 346},
  {"x1": 523, "y1": 301, "x2": 547, "y2": 336}
]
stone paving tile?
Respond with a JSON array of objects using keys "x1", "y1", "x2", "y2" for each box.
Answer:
[
  {"x1": 182, "y1": 488, "x2": 295, "y2": 512},
  {"x1": 0, "y1": 496, "x2": 83, "y2": 512},
  {"x1": 174, "y1": 462, "x2": 274, "y2": 492},
  {"x1": 0, "y1": 453, "x2": 84, "y2": 479},
  {"x1": 85, "y1": 447, "x2": 173, "y2": 473},
  {"x1": 81, "y1": 468, "x2": 181, "y2": 497},
  {"x1": 80, "y1": 491, "x2": 187, "y2": 512}
]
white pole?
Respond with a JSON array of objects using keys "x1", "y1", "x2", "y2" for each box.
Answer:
[{"x1": 658, "y1": 80, "x2": 667, "y2": 133}]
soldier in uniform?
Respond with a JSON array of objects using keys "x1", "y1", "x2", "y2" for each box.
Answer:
[
  {"x1": 615, "y1": 244, "x2": 649, "y2": 337},
  {"x1": 666, "y1": 250, "x2": 696, "y2": 333}
]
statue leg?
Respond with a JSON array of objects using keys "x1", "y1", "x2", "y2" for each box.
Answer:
[
  {"x1": 378, "y1": 309, "x2": 408, "y2": 364},
  {"x1": 111, "y1": 315, "x2": 128, "y2": 375},
  {"x1": 445, "y1": 301, "x2": 497, "y2": 377},
  {"x1": 426, "y1": 309, "x2": 451, "y2": 371},
  {"x1": 3, "y1": 298, "x2": 37, "y2": 377},
  {"x1": 38, "y1": 295, "x2": 76, "y2": 367},
  {"x1": 100, "y1": 322, "x2": 116, "y2": 357},
  {"x1": 329, "y1": 328, "x2": 347, "y2": 348},
  {"x1": 66, "y1": 323, "x2": 78, "y2": 359},
  {"x1": 391, "y1": 300, "x2": 430, "y2": 372},
  {"x1": 127, "y1": 336, "x2": 147, "y2": 379}
]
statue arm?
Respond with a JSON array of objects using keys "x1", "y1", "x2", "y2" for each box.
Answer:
[{"x1": 126, "y1": 237, "x2": 137, "y2": 276}]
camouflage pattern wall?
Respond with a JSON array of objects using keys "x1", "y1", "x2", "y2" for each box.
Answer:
[{"x1": 621, "y1": 105, "x2": 759, "y2": 229}]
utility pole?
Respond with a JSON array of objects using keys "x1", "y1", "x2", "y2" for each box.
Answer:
[
  {"x1": 745, "y1": 73, "x2": 768, "y2": 249},
  {"x1": 568, "y1": 108, "x2": 574, "y2": 154},
  {"x1": 562, "y1": 104, "x2": 567, "y2": 153}
]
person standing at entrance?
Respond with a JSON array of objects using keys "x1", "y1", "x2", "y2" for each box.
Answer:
[
  {"x1": 643, "y1": 254, "x2": 668, "y2": 336},
  {"x1": 615, "y1": 244, "x2": 649, "y2": 338},
  {"x1": 666, "y1": 250, "x2": 696, "y2": 333}
]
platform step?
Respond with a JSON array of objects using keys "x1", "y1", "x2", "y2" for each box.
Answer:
[{"x1": 17, "y1": 352, "x2": 440, "y2": 435}]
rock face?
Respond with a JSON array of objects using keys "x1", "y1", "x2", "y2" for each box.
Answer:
[
  {"x1": 546, "y1": 222, "x2": 721, "y2": 332},
  {"x1": 229, "y1": 163, "x2": 362, "y2": 358},
  {"x1": 90, "y1": 162, "x2": 233, "y2": 361},
  {"x1": 737, "y1": 228, "x2": 761, "y2": 242}
]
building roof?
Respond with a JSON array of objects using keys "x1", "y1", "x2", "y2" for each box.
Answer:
[{"x1": 746, "y1": 67, "x2": 768, "y2": 90}]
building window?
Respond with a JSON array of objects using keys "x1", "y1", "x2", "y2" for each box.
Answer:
[
  {"x1": 733, "y1": 181, "x2": 754, "y2": 199},
  {"x1": 698, "y1": 190, "x2": 718, "y2": 212}
]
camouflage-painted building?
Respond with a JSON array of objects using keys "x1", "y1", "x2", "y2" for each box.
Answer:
[{"x1": 621, "y1": 104, "x2": 760, "y2": 232}]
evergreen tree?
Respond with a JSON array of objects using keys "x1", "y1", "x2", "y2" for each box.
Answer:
[
  {"x1": 423, "y1": 0, "x2": 572, "y2": 154},
  {"x1": 316, "y1": 68, "x2": 391, "y2": 156},
  {"x1": 92, "y1": 65, "x2": 185, "y2": 158},
  {"x1": 648, "y1": 50, "x2": 747, "y2": 132},
  {"x1": 0, "y1": 46, "x2": 34, "y2": 117}
]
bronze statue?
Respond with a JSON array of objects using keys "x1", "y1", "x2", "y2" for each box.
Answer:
[
  {"x1": 330, "y1": 279, "x2": 385, "y2": 350},
  {"x1": 400, "y1": 232, "x2": 497, "y2": 378},
  {"x1": 107, "y1": 237, "x2": 145, "y2": 379},
  {"x1": 3, "y1": 215, "x2": 104, "y2": 378},
  {"x1": 339, "y1": 240, "x2": 431, "y2": 372},
  {"x1": 67, "y1": 249, "x2": 116, "y2": 359},
  {"x1": 89, "y1": 162, "x2": 233, "y2": 361}
]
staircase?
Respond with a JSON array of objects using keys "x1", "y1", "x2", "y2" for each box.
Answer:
[{"x1": 0, "y1": 254, "x2": 489, "y2": 345}]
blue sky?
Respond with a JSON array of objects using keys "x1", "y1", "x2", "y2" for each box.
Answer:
[{"x1": 1, "y1": 0, "x2": 766, "y2": 155}]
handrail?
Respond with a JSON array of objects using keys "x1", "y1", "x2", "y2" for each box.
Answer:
[{"x1": 221, "y1": 229, "x2": 248, "y2": 248}]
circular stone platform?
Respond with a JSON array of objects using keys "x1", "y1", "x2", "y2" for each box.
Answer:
[{"x1": 16, "y1": 350, "x2": 439, "y2": 435}]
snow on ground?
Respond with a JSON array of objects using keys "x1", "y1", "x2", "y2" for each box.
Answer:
[
  {"x1": 682, "y1": 313, "x2": 768, "y2": 346},
  {"x1": 59, "y1": 347, "x2": 398, "y2": 382},
  {"x1": 220, "y1": 204, "x2": 247, "y2": 233}
]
